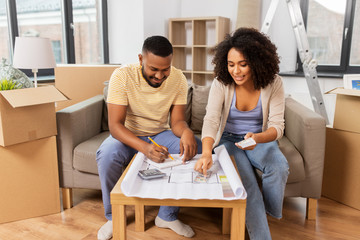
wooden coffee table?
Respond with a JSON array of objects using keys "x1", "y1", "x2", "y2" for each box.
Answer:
[{"x1": 110, "y1": 157, "x2": 246, "y2": 240}]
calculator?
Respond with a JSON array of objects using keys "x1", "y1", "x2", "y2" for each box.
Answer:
[{"x1": 138, "y1": 169, "x2": 166, "y2": 180}]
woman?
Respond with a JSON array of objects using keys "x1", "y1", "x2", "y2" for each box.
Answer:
[{"x1": 194, "y1": 28, "x2": 289, "y2": 239}]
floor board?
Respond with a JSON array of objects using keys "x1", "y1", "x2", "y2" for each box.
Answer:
[{"x1": 0, "y1": 189, "x2": 359, "y2": 240}]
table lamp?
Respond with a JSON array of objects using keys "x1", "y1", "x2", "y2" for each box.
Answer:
[{"x1": 12, "y1": 37, "x2": 56, "y2": 88}]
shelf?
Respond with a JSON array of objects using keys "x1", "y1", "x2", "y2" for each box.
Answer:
[
  {"x1": 193, "y1": 48, "x2": 213, "y2": 72},
  {"x1": 193, "y1": 71, "x2": 214, "y2": 74},
  {"x1": 173, "y1": 45, "x2": 192, "y2": 48},
  {"x1": 169, "y1": 17, "x2": 229, "y2": 86},
  {"x1": 194, "y1": 20, "x2": 216, "y2": 46},
  {"x1": 193, "y1": 73, "x2": 215, "y2": 86},
  {"x1": 173, "y1": 47, "x2": 192, "y2": 70},
  {"x1": 169, "y1": 20, "x2": 192, "y2": 45}
]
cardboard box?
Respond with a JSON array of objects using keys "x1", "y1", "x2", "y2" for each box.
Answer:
[
  {"x1": 326, "y1": 87, "x2": 360, "y2": 133},
  {"x1": 322, "y1": 127, "x2": 360, "y2": 210},
  {"x1": 0, "y1": 136, "x2": 61, "y2": 223},
  {"x1": 55, "y1": 64, "x2": 119, "y2": 110},
  {"x1": 0, "y1": 85, "x2": 67, "y2": 147}
]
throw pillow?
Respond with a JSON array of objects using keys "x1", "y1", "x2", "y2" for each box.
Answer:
[
  {"x1": 102, "y1": 80, "x2": 109, "y2": 131},
  {"x1": 190, "y1": 84, "x2": 211, "y2": 134},
  {"x1": 185, "y1": 84, "x2": 193, "y2": 127},
  {"x1": 0, "y1": 58, "x2": 34, "y2": 88}
]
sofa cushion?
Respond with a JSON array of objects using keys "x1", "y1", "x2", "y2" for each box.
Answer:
[
  {"x1": 278, "y1": 136, "x2": 305, "y2": 183},
  {"x1": 73, "y1": 131, "x2": 110, "y2": 175},
  {"x1": 190, "y1": 84, "x2": 211, "y2": 133}
]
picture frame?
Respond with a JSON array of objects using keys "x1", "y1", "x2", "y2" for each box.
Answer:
[{"x1": 343, "y1": 74, "x2": 360, "y2": 90}]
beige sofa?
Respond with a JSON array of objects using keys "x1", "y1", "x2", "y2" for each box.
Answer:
[{"x1": 56, "y1": 84, "x2": 326, "y2": 219}]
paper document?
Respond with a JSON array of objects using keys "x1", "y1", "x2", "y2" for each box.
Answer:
[
  {"x1": 169, "y1": 172, "x2": 193, "y2": 183},
  {"x1": 146, "y1": 156, "x2": 183, "y2": 169},
  {"x1": 120, "y1": 145, "x2": 247, "y2": 200}
]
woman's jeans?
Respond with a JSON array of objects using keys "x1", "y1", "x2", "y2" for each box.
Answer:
[
  {"x1": 219, "y1": 132, "x2": 289, "y2": 240},
  {"x1": 96, "y1": 130, "x2": 202, "y2": 221}
]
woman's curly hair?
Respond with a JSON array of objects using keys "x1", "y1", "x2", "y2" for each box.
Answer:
[{"x1": 211, "y1": 27, "x2": 280, "y2": 89}]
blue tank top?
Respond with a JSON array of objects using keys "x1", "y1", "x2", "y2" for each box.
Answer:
[{"x1": 224, "y1": 91, "x2": 263, "y2": 135}]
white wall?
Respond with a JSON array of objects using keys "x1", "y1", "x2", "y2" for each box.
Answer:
[
  {"x1": 108, "y1": 0, "x2": 343, "y2": 125},
  {"x1": 179, "y1": 0, "x2": 238, "y2": 31},
  {"x1": 143, "y1": 0, "x2": 182, "y2": 39},
  {"x1": 261, "y1": 0, "x2": 297, "y2": 73},
  {"x1": 107, "y1": 0, "x2": 144, "y2": 64},
  {"x1": 108, "y1": 0, "x2": 238, "y2": 64}
]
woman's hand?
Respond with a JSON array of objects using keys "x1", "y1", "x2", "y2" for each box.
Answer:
[
  {"x1": 235, "y1": 132, "x2": 257, "y2": 150},
  {"x1": 194, "y1": 153, "x2": 213, "y2": 176}
]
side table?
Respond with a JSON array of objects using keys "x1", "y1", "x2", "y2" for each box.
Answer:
[{"x1": 110, "y1": 157, "x2": 246, "y2": 240}]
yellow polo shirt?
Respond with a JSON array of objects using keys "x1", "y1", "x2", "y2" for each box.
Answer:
[{"x1": 107, "y1": 63, "x2": 188, "y2": 136}]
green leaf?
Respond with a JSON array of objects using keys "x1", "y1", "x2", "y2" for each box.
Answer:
[{"x1": 0, "y1": 79, "x2": 22, "y2": 91}]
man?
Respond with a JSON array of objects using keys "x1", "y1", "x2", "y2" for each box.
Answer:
[{"x1": 96, "y1": 36, "x2": 202, "y2": 240}]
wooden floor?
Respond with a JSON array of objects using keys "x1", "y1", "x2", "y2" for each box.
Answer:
[{"x1": 0, "y1": 189, "x2": 359, "y2": 240}]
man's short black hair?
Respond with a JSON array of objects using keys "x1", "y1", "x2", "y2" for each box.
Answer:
[{"x1": 142, "y1": 36, "x2": 173, "y2": 57}]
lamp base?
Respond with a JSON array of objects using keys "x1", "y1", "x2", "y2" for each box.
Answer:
[{"x1": 32, "y1": 69, "x2": 38, "y2": 88}]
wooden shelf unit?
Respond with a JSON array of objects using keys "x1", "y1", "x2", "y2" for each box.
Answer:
[{"x1": 169, "y1": 17, "x2": 230, "y2": 86}]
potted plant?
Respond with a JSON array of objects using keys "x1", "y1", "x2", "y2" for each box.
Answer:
[{"x1": 0, "y1": 78, "x2": 22, "y2": 91}]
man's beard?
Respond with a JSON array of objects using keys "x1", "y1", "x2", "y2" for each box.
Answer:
[{"x1": 142, "y1": 67, "x2": 162, "y2": 88}]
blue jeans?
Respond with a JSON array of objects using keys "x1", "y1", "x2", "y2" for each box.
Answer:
[
  {"x1": 96, "y1": 130, "x2": 202, "y2": 221},
  {"x1": 219, "y1": 132, "x2": 289, "y2": 240}
]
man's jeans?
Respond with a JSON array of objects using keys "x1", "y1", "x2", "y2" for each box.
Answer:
[
  {"x1": 96, "y1": 130, "x2": 202, "y2": 221},
  {"x1": 219, "y1": 132, "x2": 289, "y2": 240}
]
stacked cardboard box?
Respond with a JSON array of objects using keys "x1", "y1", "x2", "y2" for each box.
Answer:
[
  {"x1": 55, "y1": 64, "x2": 119, "y2": 110},
  {"x1": 322, "y1": 88, "x2": 360, "y2": 210},
  {"x1": 0, "y1": 85, "x2": 67, "y2": 223}
]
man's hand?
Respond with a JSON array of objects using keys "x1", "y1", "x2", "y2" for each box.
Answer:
[
  {"x1": 144, "y1": 143, "x2": 169, "y2": 163},
  {"x1": 194, "y1": 153, "x2": 213, "y2": 176},
  {"x1": 179, "y1": 128, "x2": 198, "y2": 162}
]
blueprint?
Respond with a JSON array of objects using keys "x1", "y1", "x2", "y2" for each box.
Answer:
[{"x1": 120, "y1": 145, "x2": 247, "y2": 200}]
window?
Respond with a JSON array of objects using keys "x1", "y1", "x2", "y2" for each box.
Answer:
[
  {"x1": 52, "y1": 40, "x2": 62, "y2": 63},
  {"x1": 349, "y1": 1, "x2": 360, "y2": 67},
  {"x1": 72, "y1": 0, "x2": 104, "y2": 64},
  {"x1": 16, "y1": 0, "x2": 64, "y2": 67},
  {"x1": 0, "y1": 0, "x2": 10, "y2": 60},
  {"x1": 0, "y1": 0, "x2": 109, "y2": 77},
  {"x1": 300, "y1": 0, "x2": 359, "y2": 74}
]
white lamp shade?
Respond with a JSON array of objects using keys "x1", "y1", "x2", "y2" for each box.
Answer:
[{"x1": 12, "y1": 37, "x2": 56, "y2": 69}]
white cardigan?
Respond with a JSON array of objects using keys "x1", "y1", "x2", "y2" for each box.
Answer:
[{"x1": 201, "y1": 75, "x2": 285, "y2": 147}]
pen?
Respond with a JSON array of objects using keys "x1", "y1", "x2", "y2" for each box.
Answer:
[{"x1": 148, "y1": 137, "x2": 174, "y2": 160}]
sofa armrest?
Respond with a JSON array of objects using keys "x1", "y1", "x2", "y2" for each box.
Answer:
[
  {"x1": 56, "y1": 95, "x2": 104, "y2": 187},
  {"x1": 284, "y1": 97, "x2": 326, "y2": 198}
]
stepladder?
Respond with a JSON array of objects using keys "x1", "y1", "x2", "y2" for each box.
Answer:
[{"x1": 262, "y1": 0, "x2": 329, "y2": 124}]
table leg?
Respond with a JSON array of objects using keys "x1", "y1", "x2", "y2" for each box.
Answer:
[
  {"x1": 113, "y1": 204, "x2": 126, "y2": 240},
  {"x1": 135, "y1": 204, "x2": 145, "y2": 231},
  {"x1": 306, "y1": 198, "x2": 317, "y2": 220},
  {"x1": 231, "y1": 207, "x2": 245, "y2": 240},
  {"x1": 61, "y1": 188, "x2": 73, "y2": 209},
  {"x1": 222, "y1": 208, "x2": 231, "y2": 234}
]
